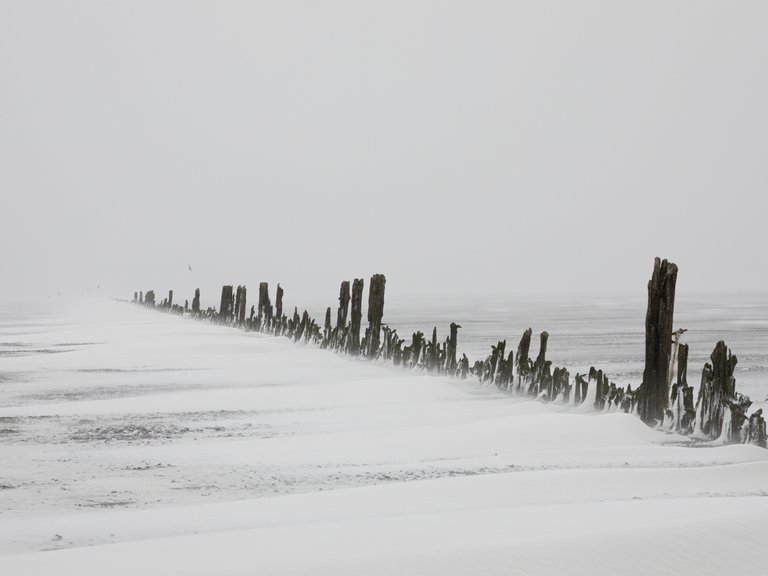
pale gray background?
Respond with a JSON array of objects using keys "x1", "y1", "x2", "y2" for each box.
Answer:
[{"x1": 1, "y1": 1, "x2": 766, "y2": 306}]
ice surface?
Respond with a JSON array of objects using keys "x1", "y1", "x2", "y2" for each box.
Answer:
[{"x1": 0, "y1": 299, "x2": 766, "y2": 574}]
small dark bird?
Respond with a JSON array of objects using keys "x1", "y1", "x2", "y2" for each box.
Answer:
[{"x1": 188, "y1": 264, "x2": 193, "y2": 272}]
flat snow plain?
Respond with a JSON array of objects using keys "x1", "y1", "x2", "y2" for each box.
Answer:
[{"x1": 1, "y1": 301, "x2": 766, "y2": 575}]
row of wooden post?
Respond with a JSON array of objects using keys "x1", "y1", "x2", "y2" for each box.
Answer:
[{"x1": 132, "y1": 258, "x2": 766, "y2": 447}]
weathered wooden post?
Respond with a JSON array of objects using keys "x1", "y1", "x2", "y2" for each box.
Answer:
[
  {"x1": 515, "y1": 328, "x2": 533, "y2": 392},
  {"x1": 447, "y1": 322, "x2": 460, "y2": 374},
  {"x1": 258, "y1": 283, "x2": 272, "y2": 329},
  {"x1": 238, "y1": 286, "x2": 247, "y2": 324},
  {"x1": 336, "y1": 281, "x2": 350, "y2": 330},
  {"x1": 192, "y1": 288, "x2": 200, "y2": 314},
  {"x1": 638, "y1": 257, "x2": 678, "y2": 426},
  {"x1": 167, "y1": 290, "x2": 173, "y2": 309},
  {"x1": 348, "y1": 278, "x2": 364, "y2": 355},
  {"x1": 366, "y1": 274, "x2": 386, "y2": 358},
  {"x1": 425, "y1": 327, "x2": 438, "y2": 371},
  {"x1": 323, "y1": 307, "x2": 332, "y2": 345},
  {"x1": 234, "y1": 286, "x2": 242, "y2": 322},
  {"x1": 275, "y1": 284, "x2": 284, "y2": 334},
  {"x1": 219, "y1": 285, "x2": 234, "y2": 323},
  {"x1": 592, "y1": 369, "x2": 608, "y2": 410},
  {"x1": 530, "y1": 331, "x2": 549, "y2": 395}
]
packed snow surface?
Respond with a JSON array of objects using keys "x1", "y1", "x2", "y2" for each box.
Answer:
[{"x1": 1, "y1": 300, "x2": 766, "y2": 575}]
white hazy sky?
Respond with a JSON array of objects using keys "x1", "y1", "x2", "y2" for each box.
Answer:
[{"x1": 1, "y1": 1, "x2": 766, "y2": 306}]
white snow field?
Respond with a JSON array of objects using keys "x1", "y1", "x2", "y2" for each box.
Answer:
[{"x1": 1, "y1": 300, "x2": 767, "y2": 575}]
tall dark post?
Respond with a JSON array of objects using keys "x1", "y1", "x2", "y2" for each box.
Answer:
[
  {"x1": 447, "y1": 322, "x2": 460, "y2": 373},
  {"x1": 258, "y1": 282, "x2": 272, "y2": 327},
  {"x1": 275, "y1": 284, "x2": 284, "y2": 319},
  {"x1": 133, "y1": 292, "x2": 138, "y2": 303},
  {"x1": 336, "y1": 281, "x2": 350, "y2": 329},
  {"x1": 366, "y1": 274, "x2": 386, "y2": 358},
  {"x1": 234, "y1": 286, "x2": 242, "y2": 322},
  {"x1": 515, "y1": 328, "x2": 533, "y2": 391},
  {"x1": 531, "y1": 331, "x2": 549, "y2": 394},
  {"x1": 167, "y1": 290, "x2": 173, "y2": 309},
  {"x1": 677, "y1": 343, "x2": 688, "y2": 389},
  {"x1": 348, "y1": 278, "x2": 364, "y2": 354},
  {"x1": 219, "y1": 285, "x2": 234, "y2": 323},
  {"x1": 237, "y1": 286, "x2": 247, "y2": 324},
  {"x1": 324, "y1": 307, "x2": 332, "y2": 343},
  {"x1": 192, "y1": 288, "x2": 200, "y2": 314},
  {"x1": 639, "y1": 257, "x2": 678, "y2": 426}
]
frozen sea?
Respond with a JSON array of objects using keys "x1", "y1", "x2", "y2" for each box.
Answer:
[{"x1": 0, "y1": 295, "x2": 766, "y2": 575}]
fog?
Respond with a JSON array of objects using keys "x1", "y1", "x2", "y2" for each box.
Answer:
[{"x1": 2, "y1": 1, "x2": 766, "y2": 305}]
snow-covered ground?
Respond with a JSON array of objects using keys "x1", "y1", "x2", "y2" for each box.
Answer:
[{"x1": 1, "y1": 300, "x2": 767, "y2": 575}]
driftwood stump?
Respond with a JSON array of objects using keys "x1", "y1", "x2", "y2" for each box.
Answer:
[
  {"x1": 696, "y1": 341, "x2": 751, "y2": 442},
  {"x1": 745, "y1": 409, "x2": 767, "y2": 447}
]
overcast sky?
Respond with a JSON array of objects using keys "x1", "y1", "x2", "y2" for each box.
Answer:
[{"x1": 1, "y1": 1, "x2": 766, "y2": 306}]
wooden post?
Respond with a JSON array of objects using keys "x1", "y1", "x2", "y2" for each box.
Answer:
[
  {"x1": 258, "y1": 282, "x2": 272, "y2": 329},
  {"x1": 530, "y1": 331, "x2": 549, "y2": 396},
  {"x1": 234, "y1": 286, "x2": 242, "y2": 322},
  {"x1": 336, "y1": 281, "x2": 350, "y2": 329},
  {"x1": 639, "y1": 257, "x2": 678, "y2": 426},
  {"x1": 323, "y1": 307, "x2": 332, "y2": 345},
  {"x1": 192, "y1": 288, "x2": 200, "y2": 314},
  {"x1": 366, "y1": 274, "x2": 386, "y2": 358},
  {"x1": 238, "y1": 286, "x2": 247, "y2": 324},
  {"x1": 515, "y1": 328, "x2": 533, "y2": 391},
  {"x1": 275, "y1": 284, "x2": 284, "y2": 333},
  {"x1": 219, "y1": 285, "x2": 234, "y2": 323},
  {"x1": 275, "y1": 284, "x2": 284, "y2": 319},
  {"x1": 447, "y1": 323, "x2": 460, "y2": 374},
  {"x1": 348, "y1": 278, "x2": 364, "y2": 355}
]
